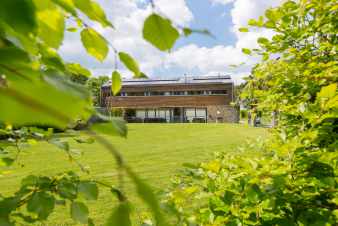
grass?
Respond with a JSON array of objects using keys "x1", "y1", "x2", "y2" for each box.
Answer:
[{"x1": 0, "y1": 123, "x2": 267, "y2": 225}]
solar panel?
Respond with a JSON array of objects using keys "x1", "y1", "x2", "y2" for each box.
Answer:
[{"x1": 102, "y1": 75, "x2": 232, "y2": 87}]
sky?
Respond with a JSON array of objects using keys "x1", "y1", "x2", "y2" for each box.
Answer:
[{"x1": 59, "y1": 0, "x2": 284, "y2": 84}]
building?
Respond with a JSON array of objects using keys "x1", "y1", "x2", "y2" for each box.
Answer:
[{"x1": 100, "y1": 75, "x2": 239, "y2": 123}]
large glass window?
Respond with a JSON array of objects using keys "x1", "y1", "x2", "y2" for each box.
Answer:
[
  {"x1": 196, "y1": 109, "x2": 207, "y2": 118},
  {"x1": 136, "y1": 110, "x2": 146, "y2": 119},
  {"x1": 157, "y1": 110, "x2": 166, "y2": 118},
  {"x1": 147, "y1": 109, "x2": 155, "y2": 118},
  {"x1": 185, "y1": 109, "x2": 196, "y2": 122}
]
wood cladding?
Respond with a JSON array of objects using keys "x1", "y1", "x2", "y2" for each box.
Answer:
[
  {"x1": 106, "y1": 95, "x2": 231, "y2": 108},
  {"x1": 101, "y1": 82, "x2": 234, "y2": 108}
]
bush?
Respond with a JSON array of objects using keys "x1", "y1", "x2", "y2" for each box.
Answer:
[
  {"x1": 240, "y1": 109, "x2": 247, "y2": 119},
  {"x1": 164, "y1": 0, "x2": 338, "y2": 225}
]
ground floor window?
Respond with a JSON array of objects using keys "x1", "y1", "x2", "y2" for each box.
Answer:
[
  {"x1": 184, "y1": 108, "x2": 207, "y2": 122},
  {"x1": 131, "y1": 108, "x2": 207, "y2": 123}
]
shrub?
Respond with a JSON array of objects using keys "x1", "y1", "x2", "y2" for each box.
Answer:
[{"x1": 164, "y1": 0, "x2": 338, "y2": 225}]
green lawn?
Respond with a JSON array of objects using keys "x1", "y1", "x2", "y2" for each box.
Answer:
[{"x1": 0, "y1": 123, "x2": 267, "y2": 225}]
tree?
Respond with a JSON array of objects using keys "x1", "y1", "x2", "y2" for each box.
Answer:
[
  {"x1": 87, "y1": 75, "x2": 109, "y2": 106},
  {"x1": 165, "y1": 0, "x2": 338, "y2": 225}
]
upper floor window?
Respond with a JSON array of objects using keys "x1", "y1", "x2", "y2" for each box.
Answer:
[
  {"x1": 172, "y1": 91, "x2": 185, "y2": 95},
  {"x1": 150, "y1": 91, "x2": 165, "y2": 96},
  {"x1": 209, "y1": 90, "x2": 227, "y2": 95},
  {"x1": 126, "y1": 92, "x2": 145, "y2": 96},
  {"x1": 187, "y1": 90, "x2": 204, "y2": 95},
  {"x1": 111, "y1": 89, "x2": 228, "y2": 96}
]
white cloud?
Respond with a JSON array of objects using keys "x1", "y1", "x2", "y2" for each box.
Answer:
[
  {"x1": 59, "y1": 0, "x2": 283, "y2": 83},
  {"x1": 165, "y1": 44, "x2": 251, "y2": 71},
  {"x1": 155, "y1": 0, "x2": 193, "y2": 25},
  {"x1": 231, "y1": 0, "x2": 283, "y2": 49}
]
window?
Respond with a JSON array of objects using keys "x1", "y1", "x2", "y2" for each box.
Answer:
[
  {"x1": 196, "y1": 109, "x2": 207, "y2": 118},
  {"x1": 172, "y1": 91, "x2": 185, "y2": 95},
  {"x1": 184, "y1": 108, "x2": 207, "y2": 122},
  {"x1": 157, "y1": 110, "x2": 166, "y2": 118},
  {"x1": 136, "y1": 110, "x2": 146, "y2": 119},
  {"x1": 187, "y1": 90, "x2": 204, "y2": 95},
  {"x1": 147, "y1": 109, "x2": 155, "y2": 118},
  {"x1": 127, "y1": 92, "x2": 145, "y2": 96},
  {"x1": 150, "y1": 91, "x2": 165, "y2": 96},
  {"x1": 209, "y1": 90, "x2": 227, "y2": 95},
  {"x1": 185, "y1": 109, "x2": 195, "y2": 122}
]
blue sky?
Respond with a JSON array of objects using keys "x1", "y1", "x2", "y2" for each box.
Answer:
[
  {"x1": 176, "y1": 0, "x2": 236, "y2": 48},
  {"x1": 60, "y1": 0, "x2": 282, "y2": 84}
]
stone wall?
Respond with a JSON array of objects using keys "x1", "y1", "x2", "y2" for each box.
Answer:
[{"x1": 207, "y1": 105, "x2": 239, "y2": 123}]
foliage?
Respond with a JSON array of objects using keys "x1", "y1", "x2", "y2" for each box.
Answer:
[
  {"x1": 118, "y1": 52, "x2": 141, "y2": 78},
  {"x1": 111, "y1": 71, "x2": 122, "y2": 96},
  {"x1": 164, "y1": 0, "x2": 338, "y2": 225},
  {"x1": 67, "y1": 63, "x2": 91, "y2": 85},
  {"x1": 86, "y1": 75, "x2": 109, "y2": 106},
  {"x1": 0, "y1": 0, "x2": 202, "y2": 224},
  {"x1": 143, "y1": 13, "x2": 179, "y2": 51}
]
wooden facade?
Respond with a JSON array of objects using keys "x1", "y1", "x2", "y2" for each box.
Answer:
[{"x1": 100, "y1": 76, "x2": 238, "y2": 123}]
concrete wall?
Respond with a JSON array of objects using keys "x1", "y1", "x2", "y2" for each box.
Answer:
[{"x1": 207, "y1": 105, "x2": 239, "y2": 123}]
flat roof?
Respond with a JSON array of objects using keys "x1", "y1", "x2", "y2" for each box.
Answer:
[{"x1": 102, "y1": 75, "x2": 233, "y2": 87}]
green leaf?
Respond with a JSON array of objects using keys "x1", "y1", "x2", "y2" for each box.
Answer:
[
  {"x1": 106, "y1": 202, "x2": 132, "y2": 226},
  {"x1": 118, "y1": 52, "x2": 140, "y2": 77},
  {"x1": 248, "y1": 19, "x2": 258, "y2": 26},
  {"x1": 67, "y1": 27, "x2": 78, "y2": 32},
  {"x1": 183, "y1": 28, "x2": 192, "y2": 36},
  {"x1": 27, "y1": 192, "x2": 55, "y2": 220},
  {"x1": 242, "y1": 48, "x2": 252, "y2": 55},
  {"x1": 246, "y1": 184, "x2": 261, "y2": 203},
  {"x1": 111, "y1": 71, "x2": 122, "y2": 96},
  {"x1": 0, "y1": 51, "x2": 92, "y2": 128},
  {"x1": 223, "y1": 190, "x2": 235, "y2": 205},
  {"x1": 262, "y1": 52, "x2": 269, "y2": 61},
  {"x1": 143, "y1": 13, "x2": 179, "y2": 51},
  {"x1": 257, "y1": 37, "x2": 269, "y2": 45},
  {"x1": 74, "y1": 0, "x2": 113, "y2": 27},
  {"x1": 90, "y1": 118, "x2": 127, "y2": 137},
  {"x1": 317, "y1": 83, "x2": 337, "y2": 99},
  {"x1": 78, "y1": 181, "x2": 98, "y2": 200},
  {"x1": 41, "y1": 47, "x2": 66, "y2": 71},
  {"x1": 0, "y1": 157, "x2": 14, "y2": 167},
  {"x1": 49, "y1": 139, "x2": 69, "y2": 151},
  {"x1": 35, "y1": 0, "x2": 65, "y2": 49},
  {"x1": 66, "y1": 63, "x2": 91, "y2": 77},
  {"x1": 239, "y1": 27, "x2": 249, "y2": 32},
  {"x1": 126, "y1": 168, "x2": 167, "y2": 226},
  {"x1": 51, "y1": 0, "x2": 77, "y2": 16},
  {"x1": 182, "y1": 28, "x2": 213, "y2": 38},
  {"x1": 265, "y1": 8, "x2": 280, "y2": 22},
  {"x1": 139, "y1": 72, "x2": 148, "y2": 78},
  {"x1": 81, "y1": 28, "x2": 109, "y2": 61},
  {"x1": 74, "y1": 137, "x2": 95, "y2": 144},
  {"x1": 57, "y1": 179, "x2": 77, "y2": 199},
  {"x1": 71, "y1": 201, "x2": 89, "y2": 224},
  {"x1": 0, "y1": 0, "x2": 37, "y2": 35}
]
